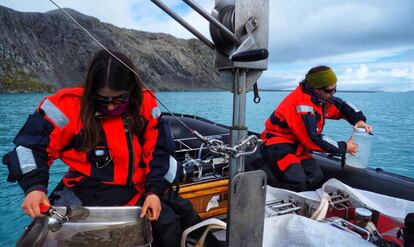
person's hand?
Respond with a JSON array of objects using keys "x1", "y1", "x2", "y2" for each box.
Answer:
[
  {"x1": 346, "y1": 137, "x2": 358, "y2": 156},
  {"x1": 354, "y1": 120, "x2": 373, "y2": 134},
  {"x1": 140, "y1": 194, "x2": 161, "y2": 221},
  {"x1": 22, "y1": 190, "x2": 50, "y2": 218}
]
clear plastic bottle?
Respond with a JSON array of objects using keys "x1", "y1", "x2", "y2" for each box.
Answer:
[{"x1": 345, "y1": 128, "x2": 372, "y2": 168}]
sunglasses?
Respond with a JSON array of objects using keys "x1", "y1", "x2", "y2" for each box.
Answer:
[
  {"x1": 94, "y1": 92, "x2": 130, "y2": 105},
  {"x1": 322, "y1": 87, "x2": 336, "y2": 94}
]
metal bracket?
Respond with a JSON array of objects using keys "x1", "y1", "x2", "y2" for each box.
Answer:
[
  {"x1": 227, "y1": 170, "x2": 267, "y2": 247},
  {"x1": 230, "y1": 18, "x2": 258, "y2": 59}
]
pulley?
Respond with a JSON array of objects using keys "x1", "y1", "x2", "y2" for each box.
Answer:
[{"x1": 209, "y1": 0, "x2": 236, "y2": 56}]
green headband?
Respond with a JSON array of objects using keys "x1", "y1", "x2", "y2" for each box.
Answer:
[{"x1": 305, "y1": 68, "x2": 337, "y2": 89}]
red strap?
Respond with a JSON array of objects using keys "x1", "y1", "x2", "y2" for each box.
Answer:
[
  {"x1": 126, "y1": 192, "x2": 142, "y2": 206},
  {"x1": 277, "y1": 153, "x2": 300, "y2": 172},
  {"x1": 63, "y1": 175, "x2": 85, "y2": 188}
]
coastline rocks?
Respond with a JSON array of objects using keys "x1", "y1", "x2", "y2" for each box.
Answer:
[{"x1": 0, "y1": 6, "x2": 222, "y2": 92}]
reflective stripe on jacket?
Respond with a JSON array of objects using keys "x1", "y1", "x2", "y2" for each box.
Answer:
[
  {"x1": 3, "y1": 88, "x2": 176, "y2": 201},
  {"x1": 261, "y1": 85, "x2": 366, "y2": 157}
]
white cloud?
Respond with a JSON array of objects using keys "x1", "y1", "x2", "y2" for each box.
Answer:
[
  {"x1": 2, "y1": 0, "x2": 138, "y2": 28},
  {"x1": 132, "y1": 1, "x2": 214, "y2": 40},
  {"x1": 260, "y1": 62, "x2": 414, "y2": 92},
  {"x1": 1, "y1": 0, "x2": 212, "y2": 39},
  {"x1": 410, "y1": 65, "x2": 414, "y2": 80},
  {"x1": 269, "y1": 1, "x2": 414, "y2": 62},
  {"x1": 340, "y1": 64, "x2": 414, "y2": 83},
  {"x1": 304, "y1": 46, "x2": 413, "y2": 65},
  {"x1": 355, "y1": 64, "x2": 369, "y2": 80}
]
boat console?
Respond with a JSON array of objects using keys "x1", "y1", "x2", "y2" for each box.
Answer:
[{"x1": 167, "y1": 114, "x2": 232, "y2": 218}]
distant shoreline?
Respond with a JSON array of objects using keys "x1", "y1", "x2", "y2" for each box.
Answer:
[
  {"x1": 0, "y1": 88, "x2": 228, "y2": 94},
  {"x1": 260, "y1": 89, "x2": 377, "y2": 93},
  {"x1": 3, "y1": 89, "x2": 414, "y2": 94}
]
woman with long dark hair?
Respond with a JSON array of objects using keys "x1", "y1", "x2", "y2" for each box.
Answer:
[
  {"x1": 261, "y1": 65, "x2": 373, "y2": 192},
  {"x1": 3, "y1": 49, "x2": 202, "y2": 246}
]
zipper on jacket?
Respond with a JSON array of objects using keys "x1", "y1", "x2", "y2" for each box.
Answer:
[
  {"x1": 123, "y1": 116, "x2": 134, "y2": 186},
  {"x1": 321, "y1": 103, "x2": 326, "y2": 132}
]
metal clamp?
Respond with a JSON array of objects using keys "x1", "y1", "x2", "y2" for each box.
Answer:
[
  {"x1": 44, "y1": 207, "x2": 68, "y2": 232},
  {"x1": 193, "y1": 130, "x2": 262, "y2": 159},
  {"x1": 234, "y1": 135, "x2": 263, "y2": 158},
  {"x1": 321, "y1": 217, "x2": 372, "y2": 240}
]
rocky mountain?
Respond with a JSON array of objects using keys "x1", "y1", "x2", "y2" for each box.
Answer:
[{"x1": 0, "y1": 5, "x2": 223, "y2": 92}]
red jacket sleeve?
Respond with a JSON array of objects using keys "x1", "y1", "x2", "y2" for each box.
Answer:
[
  {"x1": 326, "y1": 97, "x2": 366, "y2": 125},
  {"x1": 3, "y1": 90, "x2": 79, "y2": 194},
  {"x1": 140, "y1": 91, "x2": 176, "y2": 198},
  {"x1": 285, "y1": 104, "x2": 347, "y2": 154}
]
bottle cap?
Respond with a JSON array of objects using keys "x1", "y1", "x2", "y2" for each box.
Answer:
[
  {"x1": 354, "y1": 128, "x2": 366, "y2": 133},
  {"x1": 355, "y1": 207, "x2": 372, "y2": 218}
]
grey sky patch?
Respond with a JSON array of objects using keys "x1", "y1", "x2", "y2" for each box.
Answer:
[{"x1": 269, "y1": 0, "x2": 414, "y2": 63}]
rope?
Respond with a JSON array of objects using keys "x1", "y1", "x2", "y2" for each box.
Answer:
[{"x1": 48, "y1": 0, "x2": 195, "y2": 134}]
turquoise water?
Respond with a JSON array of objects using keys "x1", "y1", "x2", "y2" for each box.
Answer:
[{"x1": 0, "y1": 91, "x2": 413, "y2": 245}]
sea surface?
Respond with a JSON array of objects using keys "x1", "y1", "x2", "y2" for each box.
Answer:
[{"x1": 0, "y1": 91, "x2": 413, "y2": 245}]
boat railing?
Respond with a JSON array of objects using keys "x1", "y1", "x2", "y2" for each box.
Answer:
[{"x1": 174, "y1": 133, "x2": 230, "y2": 154}]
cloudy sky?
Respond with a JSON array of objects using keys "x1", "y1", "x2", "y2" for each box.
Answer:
[{"x1": 2, "y1": 0, "x2": 414, "y2": 91}]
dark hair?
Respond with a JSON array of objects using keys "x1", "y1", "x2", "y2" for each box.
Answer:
[
  {"x1": 307, "y1": 65, "x2": 331, "y2": 75},
  {"x1": 80, "y1": 49, "x2": 144, "y2": 151},
  {"x1": 300, "y1": 65, "x2": 331, "y2": 86}
]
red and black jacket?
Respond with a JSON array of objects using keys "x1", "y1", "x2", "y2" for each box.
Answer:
[
  {"x1": 261, "y1": 84, "x2": 366, "y2": 156},
  {"x1": 3, "y1": 88, "x2": 176, "y2": 205}
]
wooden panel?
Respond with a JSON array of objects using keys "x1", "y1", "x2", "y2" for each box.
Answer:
[
  {"x1": 199, "y1": 207, "x2": 228, "y2": 219},
  {"x1": 179, "y1": 179, "x2": 229, "y2": 218},
  {"x1": 179, "y1": 179, "x2": 228, "y2": 193},
  {"x1": 180, "y1": 187, "x2": 228, "y2": 199}
]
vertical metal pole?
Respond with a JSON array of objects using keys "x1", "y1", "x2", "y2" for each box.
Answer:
[
  {"x1": 227, "y1": 68, "x2": 248, "y2": 246},
  {"x1": 229, "y1": 68, "x2": 248, "y2": 178}
]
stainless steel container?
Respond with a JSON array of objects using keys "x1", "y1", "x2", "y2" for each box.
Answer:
[{"x1": 17, "y1": 206, "x2": 152, "y2": 247}]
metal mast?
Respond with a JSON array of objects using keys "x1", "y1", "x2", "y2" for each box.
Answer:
[{"x1": 151, "y1": 1, "x2": 269, "y2": 246}]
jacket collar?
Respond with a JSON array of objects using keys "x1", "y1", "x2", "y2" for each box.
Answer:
[{"x1": 300, "y1": 83, "x2": 325, "y2": 105}]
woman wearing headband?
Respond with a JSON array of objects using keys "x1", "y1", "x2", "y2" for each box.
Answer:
[{"x1": 261, "y1": 65, "x2": 372, "y2": 192}]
